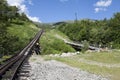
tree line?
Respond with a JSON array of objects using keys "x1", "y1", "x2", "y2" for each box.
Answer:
[
  {"x1": 0, "y1": 0, "x2": 30, "y2": 57},
  {"x1": 56, "y1": 12, "x2": 120, "y2": 49}
]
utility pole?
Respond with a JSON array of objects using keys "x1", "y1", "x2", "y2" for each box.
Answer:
[{"x1": 75, "y1": 12, "x2": 78, "y2": 24}]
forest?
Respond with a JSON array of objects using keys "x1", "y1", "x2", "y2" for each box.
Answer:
[{"x1": 56, "y1": 13, "x2": 120, "y2": 49}]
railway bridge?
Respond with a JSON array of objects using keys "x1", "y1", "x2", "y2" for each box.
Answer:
[{"x1": 65, "y1": 41, "x2": 101, "y2": 51}]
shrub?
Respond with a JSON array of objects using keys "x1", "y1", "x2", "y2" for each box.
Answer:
[
  {"x1": 40, "y1": 29, "x2": 75, "y2": 55},
  {"x1": 81, "y1": 40, "x2": 89, "y2": 53}
]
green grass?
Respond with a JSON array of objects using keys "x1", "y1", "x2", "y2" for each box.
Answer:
[
  {"x1": 0, "y1": 55, "x2": 11, "y2": 64},
  {"x1": 79, "y1": 51, "x2": 120, "y2": 64},
  {"x1": 7, "y1": 22, "x2": 40, "y2": 52},
  {"x1": 40, "y1": 29, "x2": 75, "y2": 55},
  {"x1": 43, "y1": 51, "x2": 120, "y2": 80},
  {"x1": 51, "y1": 29, "x2": 72, "y2": 42},
  {"x1": 7, "y1": 22, "x2": 40, "y2": 40}
]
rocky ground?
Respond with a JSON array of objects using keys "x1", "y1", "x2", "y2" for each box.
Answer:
[{"x1": 28, "y1": 55, "x2": 109, "y2": 80}]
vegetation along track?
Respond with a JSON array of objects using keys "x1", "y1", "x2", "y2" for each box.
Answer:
[{"x1": 0, "y1": 29, "x2": 44, "y2": 80}]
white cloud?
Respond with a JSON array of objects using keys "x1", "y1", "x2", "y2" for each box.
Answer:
[
  {"x1": 7, "y1": 0, "x2": 41, "y2": 22},
  {"x1": 94, "y1": 0, "x2": 112, "y2": 13},
  {"x1": 7, "y1": 0, "x2": 24, "y2": 5},
  {"x1": 95, "y1": 0, "x2": 112, "y2": 7},
  {"x1": 20, "y1": 4, "x2": 28, "y2": 13},
  {"x1": 95, "y1": 8, "x2": 106, "y2": 13},
  {"x1": 28, "y1": 0, "x2": 33, "y2": 5},
  {"x1": 7, "y1": 0, "x2": 25, "y2": 12},
  {"x1": 27, "y1": 15, "x2": 41, "y2": 22},
  {"x1": 95, "y1": 8, "x2": 100, "y2": 13}
]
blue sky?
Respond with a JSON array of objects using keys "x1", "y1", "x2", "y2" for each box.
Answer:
[{"x1": 7, "y1": 0, "x2": 120, "y2": 23}]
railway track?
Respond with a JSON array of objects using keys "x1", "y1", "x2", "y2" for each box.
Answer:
[{"x1": 0, "y1": 29, "x2": 44, "y2": 80}]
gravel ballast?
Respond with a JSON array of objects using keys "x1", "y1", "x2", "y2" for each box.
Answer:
[{"x1": 28, "y1": 55, "x2": 109, "y2": 80}]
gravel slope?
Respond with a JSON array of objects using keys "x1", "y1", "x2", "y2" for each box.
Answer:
[{"x1": 28, "y1": 55, "x2": 109, "y2": 80}]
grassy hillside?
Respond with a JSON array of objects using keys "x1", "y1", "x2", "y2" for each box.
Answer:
[
  {"x1": 7, "y1": 22, "x2": 40, "y2": 53},
  {"x1": 0, "y1": 0, "x2": 41, "y2": 56},
  {"x1": 40, "y1": 29, "x2": 76, "y2": 55},
  {"x1": 7, "y1": 22, "x2": 75, "y2": 55}
]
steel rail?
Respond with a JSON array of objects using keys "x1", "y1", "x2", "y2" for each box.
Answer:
[
  {"x1": 0, "y1": 29, "x2": 44, "y2": 79},
  {"x1": 10, "y1": 29, "x2": 44, "y2": 79}
]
